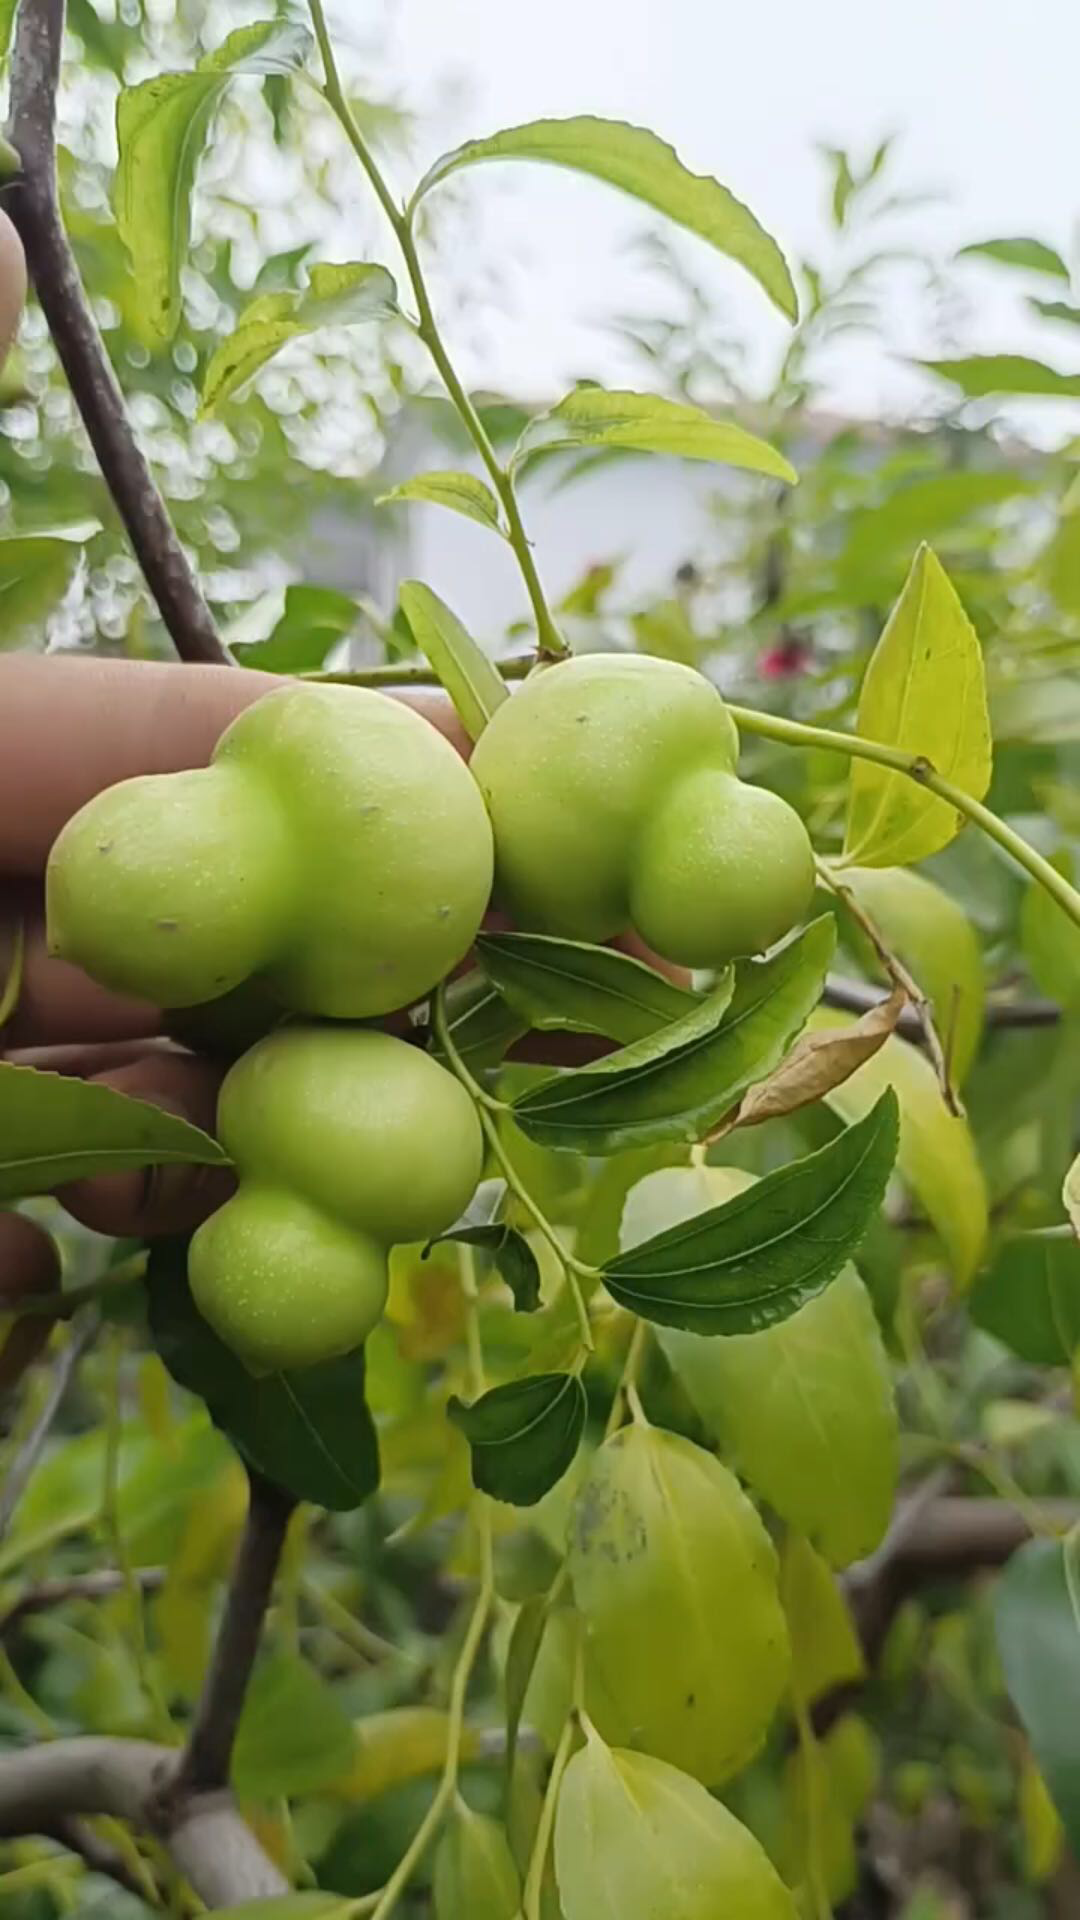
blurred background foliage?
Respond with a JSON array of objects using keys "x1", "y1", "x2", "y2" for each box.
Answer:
[{"x1": 3, "y1": 3, "x2": 1080, "y2": 1917}]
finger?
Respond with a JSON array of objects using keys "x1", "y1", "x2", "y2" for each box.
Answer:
[
  {"x1": 56, "y1": 1053, "x2": 234, "y2": 1240},
  {"x1": 0, "y1": 655, "x2": 468, "y2": 876},
  {"x1": 0, "y1": 211, "x2": 26, "y2": 378},
  {"x1": 2, "y1": 887, "x2": 158, "y2": 1048}
]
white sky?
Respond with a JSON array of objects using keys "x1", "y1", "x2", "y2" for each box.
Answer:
[{"x1": 349, "y1": 0, "x2": 1080, "y2": 429}]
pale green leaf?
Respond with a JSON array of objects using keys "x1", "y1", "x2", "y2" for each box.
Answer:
[
  {"x1": 0, "y1": 0, "x2": 14, "y2": 63},
  {"x1": 971, "y1": 1232, "x2": 1080, "y2": 1365},
  {"x1": 434, "y1": 1803, "x2": 522, "y2": 1919},
  {"x1": 843, "y1": 545, "x2": 992, "y2": 867},
  {"x1": 958, "y1": 237, "x2": 1070, "y2": 279},
  {"x1": 780, "y1": 1532, "x2": 865, "y2": 1704},
  {"x1": 213, "y1": 1894, "x2": 354, "y2": 1918},
  {"x1": 1022, "y1": 849, "x2": 1080, "y2": 1006},
  {"x1": 995, "y1": 1539, "x2": 1080, "y2": 1859},
  {"x1": 839, "y1": 865, "x2": 985, "y2": 1083},
  {"x1": 918, "y1": 354, "x2": 1080, "y2": 399},
  {"x1": 411, "y1": 116, "x2": 797, "y2": 320},
  {"x1": 812, "y1": 1014, "x2": 988, "y2": 1286},
  {"x1": 398, "y1": 580, "x2": 509, "y2": 741},
  {"x1": 201, "y1": 262, "x2": 400, "y2": 412},
  {"x1": 513, "y1": 388, "x2": 796, "y2": 483},
  {"x1": 0, "y1": 526, "x2": 99, "y2": 651},
  {"x1": 232, "y1": 1652, "x2": 356, "y2": 1799},
  {"x1": 0, "y1": 1061, "x2": 227, "y2": 1203},
  {"x1": 115, "y1": 20, "x2": 312, "y2": 345},
  {"x1": 377, "y1": 470, "x2": 505, "y2": 535}
]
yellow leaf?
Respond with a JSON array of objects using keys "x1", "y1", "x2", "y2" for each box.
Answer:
[
  {"x1": 843, "y1": 545, "x2": 992, "y2": 868},
  {"x1": 329, "y1": 1707, "x2": 481, "y2": 1802},
  {"x1": 812, "y1": 1014, "x2": 988, "y2": 1285},
  {"x1": 780, "y1": 1534, "x2": 865, "y2": 1709},
  {"x1": 1019, "y1": 1748, "x2": 1065, "y2": 1883}
]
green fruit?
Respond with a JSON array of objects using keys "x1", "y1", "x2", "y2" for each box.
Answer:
[
  {"x1": 189, "y1": 1028, "x2": 483, "y2": 1372},
  {"x1": 47, "y1": 685, "x2": 494, "y2": 1019},
  {"x1": 433, "y1": 1803, "x2": 521, "y2": 1920},
  {"x1": 568, "y1": 1424, "x2": 790, "y2": 1785},
  {"x1": 841, "y1": 865, "x2": 985, "y2": 1082},
  {"x1": 554, "y1": 1733, "x2": 797, "y2": 1920},
  {"x1": 470, "y1": 652, "x2": 813, "y2": 966}
]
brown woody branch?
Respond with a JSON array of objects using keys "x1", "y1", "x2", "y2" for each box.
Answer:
[
  {"x1": 174, "y1": 1470, "x2": 296, "y2": 1796},
  {"x1": 822, "y1": 973, "x2": 1061, "y2": 1036},
  {"x1": 3, "y1": 0, "x2": 230, "y2": 665}
]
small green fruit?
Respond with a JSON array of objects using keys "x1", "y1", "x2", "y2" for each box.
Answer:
[
  {"x1": 470, "y1": 653, "x2": 812, "y2": 965},
  {"x1": 189, "y1": 1027, "x2": 483, "y2": 1372},
  {"x1": 47, "y1": 685, "x2": 494, "y2": 1019}
]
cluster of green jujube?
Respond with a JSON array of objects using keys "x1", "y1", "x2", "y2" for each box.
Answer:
[{"x1": 46, "y1": 659, "x2": 816, "y2": 1373}]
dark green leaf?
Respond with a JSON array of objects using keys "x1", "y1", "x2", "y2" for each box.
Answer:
[
  {"x1": 377, "y1": 471, "x2": 505, "y2": 535},
  {"x1": 512, "y1": 388, "x2": 796, "y2": 484},
  {"x1": 398, "y1": 580, "x2": 509, "y2": 741},
  {"x1": 232, "y1": 1652, "x2": 356, "y2": 1799},
  {"x1": 972, "y1": 1234, "x2": 1080, "y2": 1365},
  {"x1": 476, "y1": 931, "x2": 698, "y2": 1044},
  {"x1": 958, "y1": 237, "x2": 1070, "y2": 279},
  {"x1": 603, "y1": 1089, "x2": 899, "y2": 1335},
  {"x1": 115, "y1": 20, "x2": 312, "y2": 346},
  {"x1": 147, "y1": 1242, "x2": 380, "y2": 1511},
  {"x1": 510, "y1": 917, "x2": 834, "y2": 1154},
  {"x1": 425, "y1": 1225, "x2": 541, "y2": 1313},
  {"x1": 232, "y1": 584, "x2": 358, "y2": 673},
  {"x1": 448, "y1": 1372, "x2": 586, "y2": 1506},
  {"x1": 0, "y1": 1062, "x2": 227, "y2": 1203},
  {"x1": 995, "y1": 1536, "x2": 1080, "y2": 1856},
  {"x1": 410, "y1": 116, "x2": 798, "y2": 320},
  {"x1": 202, "y1": 262, "x2": 399, "y2": 413},
  {"x1": 0, "y1": 526, "x2": 99, "y2": 651},
  {"x1": 918, "y1": 355, "x2": 1080, "y2": 399},
  {"x1": 431, "y1": 971, "x2": 527, "y2": 1073}
]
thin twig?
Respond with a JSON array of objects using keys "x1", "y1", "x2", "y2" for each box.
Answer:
[
  {"x1": 173, "y1": 1470, "x2": 295, "y2": 1796},
  {"x1": 0, "y1": 1313, "x2": 97, "y2": 1543},
  {"x1": 45, "y1": 1814, "x2": 163, "y2": 1905},
  {"x1": 817, "y1": 858, "x2": 961, "y2": 1113},
  {"x1": 0, "y1": 1567, "x2": 165, "y2": 1639},
  {"x1": 3, "y1": 0, "x2": 229, "y2": 665},
  {"x1": 822, "y1": 973, "x2": 1061, "y2": 1034}
]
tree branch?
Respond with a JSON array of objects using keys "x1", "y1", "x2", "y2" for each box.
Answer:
[
  {"x1": 822, "y1": 973, "x2": 1061, "y2": 1036},
  {"x1": 3, "y1": 0, "x2": 230, "y2": 665},
  {"x1": 174, "y1": 1470, "x2": 295, "y2": 1796},
  {"x1": 45, "y1": 1814, "x2": 162, "y2": 1904},
  {"x1": 0, "y1": 1738, "x2": 288, "y2": 1904},
  {"x1": 0, "y1": 1567, "x2": 164, "y2": 1639}
]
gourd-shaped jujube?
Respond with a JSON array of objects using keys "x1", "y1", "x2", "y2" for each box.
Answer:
[
  {"x1": 469, "y1": 653, "x2": 814, "y2": 968},
  {"x1": 188, "y1": 1027, "x2": 483, "y2": 1372},
  {"x1": 46, "y1": 684, "x2": 494, "y2": 1019}
]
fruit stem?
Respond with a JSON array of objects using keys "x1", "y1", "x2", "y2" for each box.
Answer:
[
  {"x1": 362, "y1": 1503, "x2": 495, "y2": 1920},
  {"x1": 433, "y1": 986, "x2": 596, "y2": 1353},
  {"x1": 307, "y1": 0, "x2": 567, "y2": 662},
  {"x1": 729, "y1": 703, "x2": 1080, "y2": 932},
  {"x1": 604, "y1": 1318, "x2": 648, "y2": 1439}
]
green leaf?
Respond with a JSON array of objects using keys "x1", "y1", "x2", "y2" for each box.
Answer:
[
  {"x1": 0, "y1": 525, "x2": 100, "y2": 651},
  {"x1": 843, "y1": 544, "x2": 992, "y2": 868},
  {"x1": 0, "y1": 1061, "x2": 227, "y2": 1203},
  {"x1": 147, "y1": 1241, "x2": 380, "y2": 1511},
  {"x1": 781, "y1": 1531, "x2": 865, "y2": 1706},
  {"x1": 603, "y1": 1090, "x2": 899, "y2": 1336},
  {"x1": 398, "y1": 580, "x2": 509, "y2": 741},
  {"x1": 232, "y1": 1651, "x2": 357, "y2": 1799},
  {"x1": 434, "y1": 1803, "x2": 522, "y2": 1919},
  {"x1": 202, "y1": 262, "x2": 400, "y2": 413},
  {"x1": 510, "y1": 917, "x2": 833, "y2": 1154},
  {"x1": 448, "y1": 1372, "x2": 586, "y2": 1507},
  {"x1": 958, "y1": 237, "x2": 1070, "y2": 279},
  {"x1": 411, "y1": 116, "x2": 797, "y2": 321},
  {"x1": 839, "y1": 865, "x2": 986, "y2": 1084},
  {"x1": 377, "y1": 471, "x2": 505, "y2": 535},
  {"x1": 476, "y1": 931, "x2": 698, "y2": 1044},
  {"x1": 918, "y1": 354, "x2": 1080, "y2": 399},
  {"x1": 504, "y1": 1594, "x2": 549, "y2": 1786},
  {"x1": 0, "y1": 0, "x2": 14, "y2": 63},
  {"x1": 232, "y1": 583, "x2": 359, "y2": 674},
  {"x1": 994, "y1": 1537, "x2": 1080, "y2": 1857},
  {"x1": 1031, "y1": 298, "x2": 1080, "y2": 328},
  {"x1": 431, "y1": 971, "x2": 527, "y2": 1073},
  {"x1": 972, "y1": 1233, "x2": 1080, "y2": 1365},
  {"x1": 814, "y1": 1016, "x2": 988, "y2": 1287},
  {"x1": 115, "y1": 20, "x2": 312, "y2": 346},
  {"x1": 1022, "y1": 849, "x2": 1080, "y2": 1006},
  {"x1": 512, "y1": 388, "x2": 796, "y2": 483},
  {"x1": 425, "y1": 1224, "x2": 541, "y2": 1313}
]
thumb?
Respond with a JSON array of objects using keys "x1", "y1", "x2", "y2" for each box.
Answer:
[{"x1": 57, "y1": 1052, "x2": 234, "y2": 1239}]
